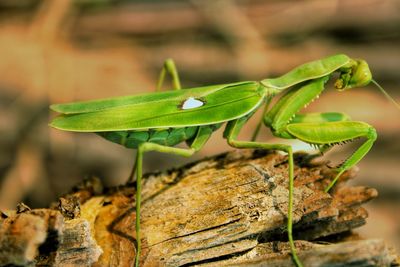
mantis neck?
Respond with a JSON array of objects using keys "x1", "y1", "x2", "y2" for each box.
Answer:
[{"x1": 260, "y1": 82, "x2": 281, "y2": 99}]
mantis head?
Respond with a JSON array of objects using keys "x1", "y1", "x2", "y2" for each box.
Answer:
[
  {"x1": 335, "y1": 58, "x2": 400, "y2": 110},
  {"x1": 334, "y1": 59, "x2": 372, "y2": 90}
]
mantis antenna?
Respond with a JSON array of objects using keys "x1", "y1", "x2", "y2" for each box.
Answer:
[{"x1": 371, "y1": 79, "x2": 400, "y2": 110}]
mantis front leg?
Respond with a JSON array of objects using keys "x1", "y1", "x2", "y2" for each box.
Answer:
[
  {"x1": 263, "y1": 77, "x2": 377, "y2": 192},
  {"x1": 276, "y1": 114, "x2": 377, "y2": 192},
  {"x1": 224, "y1": 117, "x2": 303, "y2": 267},
  {"x1": 284, "y1": 120, "x2": 377, "y2": 192}
]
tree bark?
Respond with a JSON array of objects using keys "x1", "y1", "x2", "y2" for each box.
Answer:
[{"x1": 0, "y1": 150, "x2": 398, "y2": 266}]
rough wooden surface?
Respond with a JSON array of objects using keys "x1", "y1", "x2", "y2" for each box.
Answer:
[
  {"x1": 0, "y1": 150, "x2": 398, "y2": 266},
  {"x1": 0, "y1": 208, "x2": 102, "y2": 266}
]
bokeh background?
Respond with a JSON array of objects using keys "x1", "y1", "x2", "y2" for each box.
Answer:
[{"x1": 0, "y1": 0, "x2": 399, "y2": 252}]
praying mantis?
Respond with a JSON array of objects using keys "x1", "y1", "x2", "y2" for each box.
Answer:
[{"x1": 50, "y1": 54, "x2": 399, "y2": 267}]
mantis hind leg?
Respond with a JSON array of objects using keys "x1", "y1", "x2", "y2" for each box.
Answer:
[
  {"x1": 284, "y1": 120, "x2": 377, "y2": 192},
  {"x1": 134, "y1": 144, "x2": 195, "y2": 266},
  {"x1": 133, "y1": 126, "x2": 213, "y2": 266},
  {"x1": 224, "y1": 117, "x2": 303, "y2": 267},
  {"x1": 156, "y1": 59, "x2": 182, "y2": 91}
]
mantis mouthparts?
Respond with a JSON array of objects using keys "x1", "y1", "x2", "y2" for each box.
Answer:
[{"x1": 371, "y1": 79, "x2": 400, "y2": 110}]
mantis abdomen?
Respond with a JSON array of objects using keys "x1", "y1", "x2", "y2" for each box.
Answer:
[{"x1": 97, "y1": 124, "x2": 222, "y2": 149}]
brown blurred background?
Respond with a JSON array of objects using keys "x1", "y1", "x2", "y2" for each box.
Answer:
[{"x1": 0, "y1": 0, "x2": 399, "y2": 252}]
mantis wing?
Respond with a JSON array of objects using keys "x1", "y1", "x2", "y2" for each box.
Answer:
[
  {"x1": 50, "y1": 82, "x2": 264, "y2": 132},
  {"x1": 51, "y1": 82, "x2": 249, "y2": 114}
]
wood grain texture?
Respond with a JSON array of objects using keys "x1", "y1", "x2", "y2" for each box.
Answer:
[{"x1": 0, "y1": 150, "x2": 398, "y2": 266}]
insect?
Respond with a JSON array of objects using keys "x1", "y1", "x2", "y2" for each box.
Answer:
[{"x1": 50, "y1": 54, "x2": 399, "y2": 267}]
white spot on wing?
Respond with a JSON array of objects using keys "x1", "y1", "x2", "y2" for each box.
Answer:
[{"x1": 181, "y1": 97, "x2": 204, "y2": 110}]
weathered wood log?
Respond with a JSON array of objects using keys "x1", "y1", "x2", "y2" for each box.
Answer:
[{"x1": 0, "y1": 150, "x2": 398, "y2": 266}]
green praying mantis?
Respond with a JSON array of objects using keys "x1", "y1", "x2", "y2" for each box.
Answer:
[{"x1": 50, "y1": 54, "x2": 400, "y2": 267}]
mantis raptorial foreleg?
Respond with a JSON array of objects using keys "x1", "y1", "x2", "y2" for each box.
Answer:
[
  {"x1": 262, "y1": 77, "x2": 377, "y2": 193},
  {"x1": 292, "y1": 112, "x2": 351, "y2": 155},
  {"x1": 224, "y1": 117, "x2": 302, "y2": 267},
  {"x1": 265, "y1": 78, "x2": 328, "y2": 136},
  {"x1": 291, "y1": 112, "x2": 351, "y2": 124},
  {"x1": 267, "y1": 82, "x2": 378, "y2": 193},
  {"x1": 133, "y1": 126, "x2": 213, "y2": 267},
  {"x1": 282, "y1": 119, "x2": 377, "y2": 192},
  {"x1": 156, "y1": 59, "x2": 182, "y2": 91}
]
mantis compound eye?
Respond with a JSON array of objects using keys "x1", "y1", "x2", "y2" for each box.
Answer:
[
  {"x1": 348, "y1": 60, "x2": 372, "y2": 88},
  {"x1": 335, "y1": 59, "x2": 372, "y2": 90}
]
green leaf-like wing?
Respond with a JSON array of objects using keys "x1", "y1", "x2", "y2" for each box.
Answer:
[
  {"x1": 50, "y1": 82, "x2": 264, "y2": 132},
  {"x1": 51, "y1": 83, "x2": 228, "y2": 114}
]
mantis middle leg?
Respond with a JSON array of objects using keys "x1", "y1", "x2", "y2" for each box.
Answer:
[
  {"x1": 133, "y1": 126, "x2": 213, "y2": 267},
  {"x1": 224, "y1": 117, "x2": 303, "y2": 267}
]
